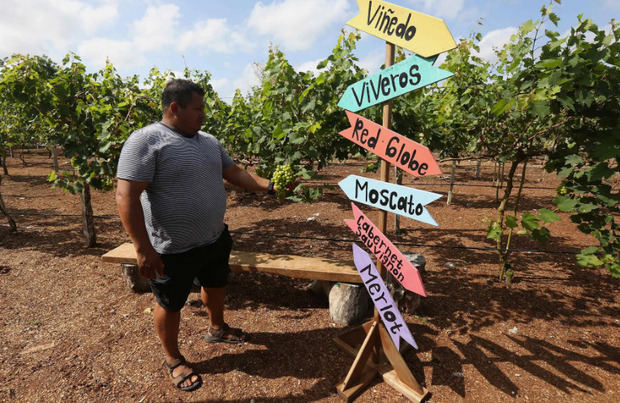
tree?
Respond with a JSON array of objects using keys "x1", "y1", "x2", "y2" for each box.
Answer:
[
  {"x1": 48, "y1": 55, "x2": 153, "y2": 246},
  {"x1": 184, "y1": 67, "x2": 230, "y2": 138},
  {"x1": 483, "y1": 12, "x2": 564, "y2": 282},
  {"x1": 0, "y1": 54, "x2": 58, "y2": 170},
  {"x1": 485, "y1": 2, "x2": 619, "y2": 280},
  {"x1": 0, "y1": 54, "x2": 58, "y2": 232},
  {"x1": 541, "y1": 16, "x2": 620, "y2": 277},
  {"x1": 419, "y1": 36, "x2": 495, "y2": 205}
]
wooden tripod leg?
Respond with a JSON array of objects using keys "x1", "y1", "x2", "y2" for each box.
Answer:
[
  {"x1": 342, "y1": 321, "x2": 379, "y2": 389},
  {"x1": 378, "y1": 323, "x2": 426, "y2": 399},
  {"x1": 336, "y1": 368, "x2": 377, "y2": 402},
  {"x1": 337, "y1": 321, "x2": 380, "y2": 401}
]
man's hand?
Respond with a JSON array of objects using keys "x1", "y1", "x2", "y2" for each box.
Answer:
[
  {"x1": 271, "y1": 164, "x2": 299, "y2": 201},
  {"x1": 136, "y1": 244, "x2": 164, "y2": 280},
  {"x1": 272, "y1": 178, "x2": 299, "y2": 198}
]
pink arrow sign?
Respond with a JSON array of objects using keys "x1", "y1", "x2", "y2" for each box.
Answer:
[
  {"x1": 344, "y1": 202, "x2": 427, "y2": 297},
  {"x1": 339, "y1": 111, "x2": 441, "y2": 177}
]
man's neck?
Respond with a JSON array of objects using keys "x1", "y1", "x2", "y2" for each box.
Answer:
[{"x1": 160, "y1": 117, "x2": 194, "y2": 137}]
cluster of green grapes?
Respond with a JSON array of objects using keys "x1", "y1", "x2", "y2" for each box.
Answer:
[
  {"x1": 557, "y1": 181, "x2": 568, "y2": 195},
  {"x1": 271, "y1": 164, "x2": 296, "y2": 201}
]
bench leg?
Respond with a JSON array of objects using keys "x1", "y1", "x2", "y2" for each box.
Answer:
[
  {"x1": 308, "y1": 281, "x2": 372, "y2": 326},
  {"x1": 329, "y1": 282, "x2": 371, "y2": 326},
  {"x1": 121, "y1": 264, "x2": 151, "y2": 293}
]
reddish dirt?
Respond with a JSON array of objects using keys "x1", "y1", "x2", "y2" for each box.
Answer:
[{"x1": 0, "y1": 150, "x2": 618, "y2": 402}]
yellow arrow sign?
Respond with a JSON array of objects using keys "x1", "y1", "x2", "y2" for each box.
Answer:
[{"x1": 346, "y1": 0, "x2": 456, "y2": 57}]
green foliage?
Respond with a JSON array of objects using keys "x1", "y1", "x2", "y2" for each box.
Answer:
[
  {"x1": 0, "y1": 54, "x2": 58, "y2": 159},
  {"x1": 487, "y1": 209, "x2": 560, "y2": 243},
  {"x1": 538, "y1": 15, "x2": 620, "y2": 277},
  {"x1": 486, "y1": 220, "x2": 503, "y2": 242},
  {"x1": 475, "y1": 1, "x2": 619, "y2": 279},
  {"x1": 421, "y1": 35, "x2": 494, "y2": 159},
  {"x1": 520, "y1": 209, "x2": 560, "y2": 242},
  {"x1": 46, "y1": 55, "x2": 151, "y2": 194},
  {"x1": 183, "y1": 67, "x2": 230, "y2": 137},
  {"x1": 0, "y1": 1, "x2": 617, "y2": 273},
  {"x1": 215, "y1": 31, "x2": 369, "y2": 201}
]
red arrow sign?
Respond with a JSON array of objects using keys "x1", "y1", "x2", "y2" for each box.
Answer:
[{"x1": 339, "y1": 111, "x2": 441, "y2": 177}]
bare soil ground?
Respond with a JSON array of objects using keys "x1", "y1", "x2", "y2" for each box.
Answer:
[{"x1": 0, "y1": 150, "x2": 618, "y2": 402}]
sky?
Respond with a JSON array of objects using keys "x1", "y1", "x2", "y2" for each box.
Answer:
[{"x1": 1, "y1": 0, "x2": 617, "y2": 102}]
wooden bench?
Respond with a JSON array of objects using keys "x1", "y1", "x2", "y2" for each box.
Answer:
[{"x1": 102, "y1": 242, "x2": 362, "y2": 293}]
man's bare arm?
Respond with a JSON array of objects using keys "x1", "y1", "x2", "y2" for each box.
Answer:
[
  {"x1": 222, "y1": 164, "x2": 271, "y2": 192},
  {"x1": 115, "y1": 179, "x2": 163, "y2": 280}
]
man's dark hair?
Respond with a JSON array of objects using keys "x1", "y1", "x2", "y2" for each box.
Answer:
[{"x1": 161, "y1": 79, "x2": 205, "y2": 110}]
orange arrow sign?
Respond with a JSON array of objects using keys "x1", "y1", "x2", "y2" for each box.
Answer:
[
  {"x1": 339, "y1": 111, "x2": 441, "y2": 177},
  {"x1": 346, "y1": 0, "x2": 456, "y2": 57}
]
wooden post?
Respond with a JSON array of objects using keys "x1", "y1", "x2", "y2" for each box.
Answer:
[
  {"x1": 376, "y1": 40, "x2": 394, "y2": 320},
  {"x1": 394, "y1": 166, "x2": 402, "y2": 236},
  {"x1": 373, "y1": 39, "x2": 394, "y2": 374},
  {"x1": 51, "y1": 146, "x2": 59, "y2": 172},
  {"x1": 335, "y1": 42, "x2": 428, "y2": 402},
  {"x1": 447, "y1": 160, "x2": 456, "y2": 205}
]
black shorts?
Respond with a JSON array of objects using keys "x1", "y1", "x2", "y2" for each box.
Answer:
[{"x1": 149, "y1": 226, "x2": 233, "y2": 312}]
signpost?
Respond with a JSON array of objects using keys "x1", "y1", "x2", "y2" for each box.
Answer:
[
  {"x1": 338, "y1": 175, "x2": 442, "y2": 226},
  {"x1": 333, "y1": 1, "x2": 456, "y2": 401},
  {"x1": 346, "y1": 0, "x2": 456, "y2": 57},
  {"x1": 337, "y1": 54, "x2": 453, "y2": 112}
]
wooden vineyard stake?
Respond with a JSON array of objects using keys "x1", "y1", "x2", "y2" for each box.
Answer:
[{"x1": 335, "y1": 41, "x2": 429, "y2": 402}]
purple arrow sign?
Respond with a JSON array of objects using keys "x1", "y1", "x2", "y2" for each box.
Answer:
[{"x1": 352, "y1": 243, "x2": 418, "y2": 350}]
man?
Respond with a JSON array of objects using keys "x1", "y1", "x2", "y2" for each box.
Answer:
[{"x1": 116, "y1": 79, "x2": 276, "y2": 392}]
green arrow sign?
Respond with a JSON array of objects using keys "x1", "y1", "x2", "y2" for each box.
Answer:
[{"x1": 338, "y1": 54, "x2": 452, "y2": 112}]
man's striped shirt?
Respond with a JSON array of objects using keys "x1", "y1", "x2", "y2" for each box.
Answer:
[{"x1": 117, "y1": 122, "x2": 235, "y2": 254}]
